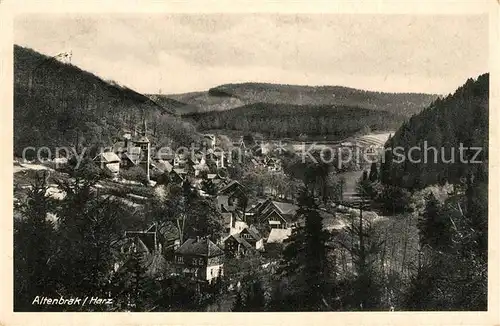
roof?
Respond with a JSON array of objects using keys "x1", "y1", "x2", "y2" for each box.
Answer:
[
  {"x1": 248, "y1": 199, "x2": 266, "y2": 213},
  {"x1": 156, "y1": 150, "x2": 175, "y2": 161},
  {"x1": 218, "y1": 180, "x2": 246, "y2": 196},
  {"x1": 124, "y1": 230, "x2": 156, "y2": 253},
  {"x1": 113, "y1": 140, "x2": 126, "y2": 152},
  {"x1": 152, "y1": 159, "x2": 173, "y2": 173},
  {"x1": 271, "y1": 201, "x2": 298, "y2": 215},
  {"x1": 175, "y1": 237, "x2": 224, "y2": 257},
  {"x1": 136, "y1": 135, "x2": 150, "y2": 143},
  {"x1": 173, "y1": 168, "x2": 186, "y2": 174},
  {"x1": 222, "y1": 212, "x2": 233, "y2": 226},
  {"x1": 225, "y1": 233, "x2": 253, "y2": 250},
  {"x1": 123, "y1": 147, "x2": 142, "y2": 165},
  {"x1": 246, "y1": 225, "x2": 263, "y2": 240},
  {"x1": 157, "y1": 221, "x2": 179, "y2": 242},
  {"x1": 95, "y1": 151, "x2": 121, "y2": 163},
  {"x1": 267, "y1": 228, "x2": 292, "y2": 243}
]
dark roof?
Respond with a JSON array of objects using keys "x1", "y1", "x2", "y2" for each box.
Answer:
[
  {"x1": 175, "y1": 237, "x2": 224, "y2": 257},
  {"x1": 124, "y1": 231, "x2": 156, "y2": 254},
  {"x1": 157, "y1": 221, "x2": 179, "y2": 242},
  {"x1": 218, "y1": 180, "x2": 246, "y2": 195},
  {"x1": 271, "y1": 201, "x2": 298, "y2": 215},
  {"x1": 221, "y1": 212, "x2": 232, "y2": 226},
  {"x1": 258, "y1": 199, "x2": 298, "y2": 217},
  {"x1": 225, "y1": 233, "x2": 253, "y2": 250},
  {"x1": 246, "y1": 225, "x2": 263, "y2": 240},
  {"x1": 248, "y1": 199, "x2": 266, "y2": 213},
  {"x1": 135, "y1": 135, "x2": 150, "y2": 143}
]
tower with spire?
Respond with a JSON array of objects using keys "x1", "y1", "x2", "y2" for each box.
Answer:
[{"x1": 135, "y1": 117, "x2": 151, "y2": 183}]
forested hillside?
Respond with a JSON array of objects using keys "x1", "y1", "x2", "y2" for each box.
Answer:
[
  {"x1": 162, "y1": 82, "x2": 437, "y2": 116},
  {"x1": 185, "y1": 102, "x2": 405, "y2": 139},
  {"x1": 381, "y1": 73, "x2": 489, "y2": 189},
  {"x1": 14, "y1": 45, "x2": 198, "y2": 158}
]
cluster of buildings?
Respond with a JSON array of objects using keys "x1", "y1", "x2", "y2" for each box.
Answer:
[
  {"x1": 98, "y1": 126, "x2": 338, "y2": 285},
  {"x1": 117, "y1": 176, "x2": 309, "y2": 284}
]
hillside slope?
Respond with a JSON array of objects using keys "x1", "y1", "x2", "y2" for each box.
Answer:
[
  {"x1": 161, "y1": 82, "x2": 438, "y2": 116},
  {"x1": 184, "y1": 102, "x2": 405, "y2": 139},
  {"x1": 14, "y1": 45, "x2": 197, "y2": 157},
  {"x1": 381, "y1": 73, "x2": 488, "y2": 189}
]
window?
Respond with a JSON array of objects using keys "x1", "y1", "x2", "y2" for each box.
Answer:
[
  {"x1": 193, "y1": 258, "x2": 204, "y2": 266},
  {"x1": 176, "y1": 256, "x2": 184, "y2": 263}
]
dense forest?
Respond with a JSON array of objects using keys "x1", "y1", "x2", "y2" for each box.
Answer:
[
  {"x1": 163, "y1": 82, "x2": 437, "y2": 116},
  {"x1": 185, "y1": 103, "x2": 405, "y2": 139},
  {"x1": 380, "y1": 73, "x2": 489, "y2": 189},
  {"x1": 14, "y1": 45, "x2": 198, "y2": 159}
]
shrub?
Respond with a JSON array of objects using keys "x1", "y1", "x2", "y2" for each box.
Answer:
[{"x1": 120, "y1": 166, "x2": 149, "y2": 185}]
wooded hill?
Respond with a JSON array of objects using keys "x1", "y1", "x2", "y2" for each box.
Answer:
[
  {"x1": 14, "y1": 45, "x2": 198, "y2": 158},
  {"x1": 184, "y1": 102, "x2": 405, "y2": 139},
  {"x1": 381, "y1": 73, "x2": 489, "y2": 189},
  {"x1": 154, "y1": 82, "x2": 438, "y2": 116}
]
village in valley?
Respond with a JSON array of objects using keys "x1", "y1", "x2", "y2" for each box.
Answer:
[{"x1": 12, "y1": 13, "x2": 489, "y2": 313}]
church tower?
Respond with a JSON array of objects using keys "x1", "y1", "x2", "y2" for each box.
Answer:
[{"x1": 135, "y1": 118, "x2": 151, "y2": 183}]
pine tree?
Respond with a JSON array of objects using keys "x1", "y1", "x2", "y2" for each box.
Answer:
[
  {"x1": 368, "y1": 162, "x2": 378, "y2": 182},
  {"x1": 128, "y1": 249, "x2": 150, "y2": 311},
  {"x1": 245, "y1": 278, "x2": 266, "y2": 311},
  {"x1": 232, "y1": 291, "x2": 246, "y2": 311},
  {"x1": 14, "y1": 171, "x2": 56, "y2": 311},
  {"x1": 344, "y1": 187, "x2": 383, "y2": 310},
  {"x1": 275, "y1": 188, "x2": 332, "y2": 311},
  {"x1": 418, "y1": 193, "x2": 451, "y2": 252},
  {"x1": 53, "y1": 174, "x2": 123, "y2": 307}
]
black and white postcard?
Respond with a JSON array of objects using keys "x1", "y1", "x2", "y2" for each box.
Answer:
[{"x1": 1, "y1": 1, "x2": 499, "y2": 325}]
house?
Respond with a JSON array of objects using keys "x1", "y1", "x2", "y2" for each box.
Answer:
[
  {"x1": 121, "y1": 147, "x2": 142, "y2": 167},
  {"x1": 255, "y1": 199, "x2": 298, "y2": 229},
  {"x1": 246, "y1": 199, "x2": 266, "y2": 220},
  {"x1": 223, "y1": 225, "x2": 263, "y2": 257},
  {"x1": 239, "y1": 225, "x2": 264, "y2": 250},
  {"x1": 224, "y1": 233, "x2": 254, "y2": 258},
  {"x1": 173, "y1": 237, "x2": 224, "y2": 283},
  {"x1": 222, "y1": 210, "x2": 248, "y2": 235},
  {"x1": 157, "y1": 221, "x2": 181, "y2": 258},
  {"x1": 123, "y1": 223, "x2": 160, "y2": 254},
  {"x1": 216, "y1": 180, "x2": 248, "y2": 212},
  {"x1": 151, "y1": 159, "x2": 173, "y2": 174},
  {"x1": 94, "y1": 151, "x2": 121, "y2": 176},
  {"x1": 169, "y1": 168, "x2": 186, "y2": 184},
  {"x1": 202, "y1": 134, "x2": 217, "y2": 149}
]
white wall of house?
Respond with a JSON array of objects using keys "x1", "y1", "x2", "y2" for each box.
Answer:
[
  {"x1": 206, "y1": 263, "x2": 223, "y2": 283},
  {"x1": 255, "y1": 239, "x2": 264, "y2": 250},
  {"x1": 230, "y1": 220, "x2": 248, "y2": 235},
  {"x1": 106, "y1": 162, "x2": 120, "y2": 174}
]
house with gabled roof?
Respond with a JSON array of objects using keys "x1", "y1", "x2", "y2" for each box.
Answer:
[
  {"x1": 216, "y1": 180, "x2": 248, "y2": 213},
  {"x1": 94, "y1": 151, "x2": 121, "y2": 176},
  {"x1": 222, "y1": 210, "x2": 248, "y2": 236},
  {"x1": 255, "y1": 199, "x2": 298, "y2": 229},
  {"x1": 224, "y1": 233, "x2": 254, "y2": 258},
  {"x1": 122, "y1": 223, "x2": 160, "y2": 255},
  {"x1": 223, "y1": 224, "x2": 264, "y2": 257},
  {"x1": 174, "y1": 237, "x2": 224, "y2": 283},
  {"x1": 239, "y1": 225, "x2": 264, "y2": 250}
]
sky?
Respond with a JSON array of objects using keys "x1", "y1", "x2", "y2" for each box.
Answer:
[{"x1": 14, "y1": 13, "x2": 488, "y2": 95}]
